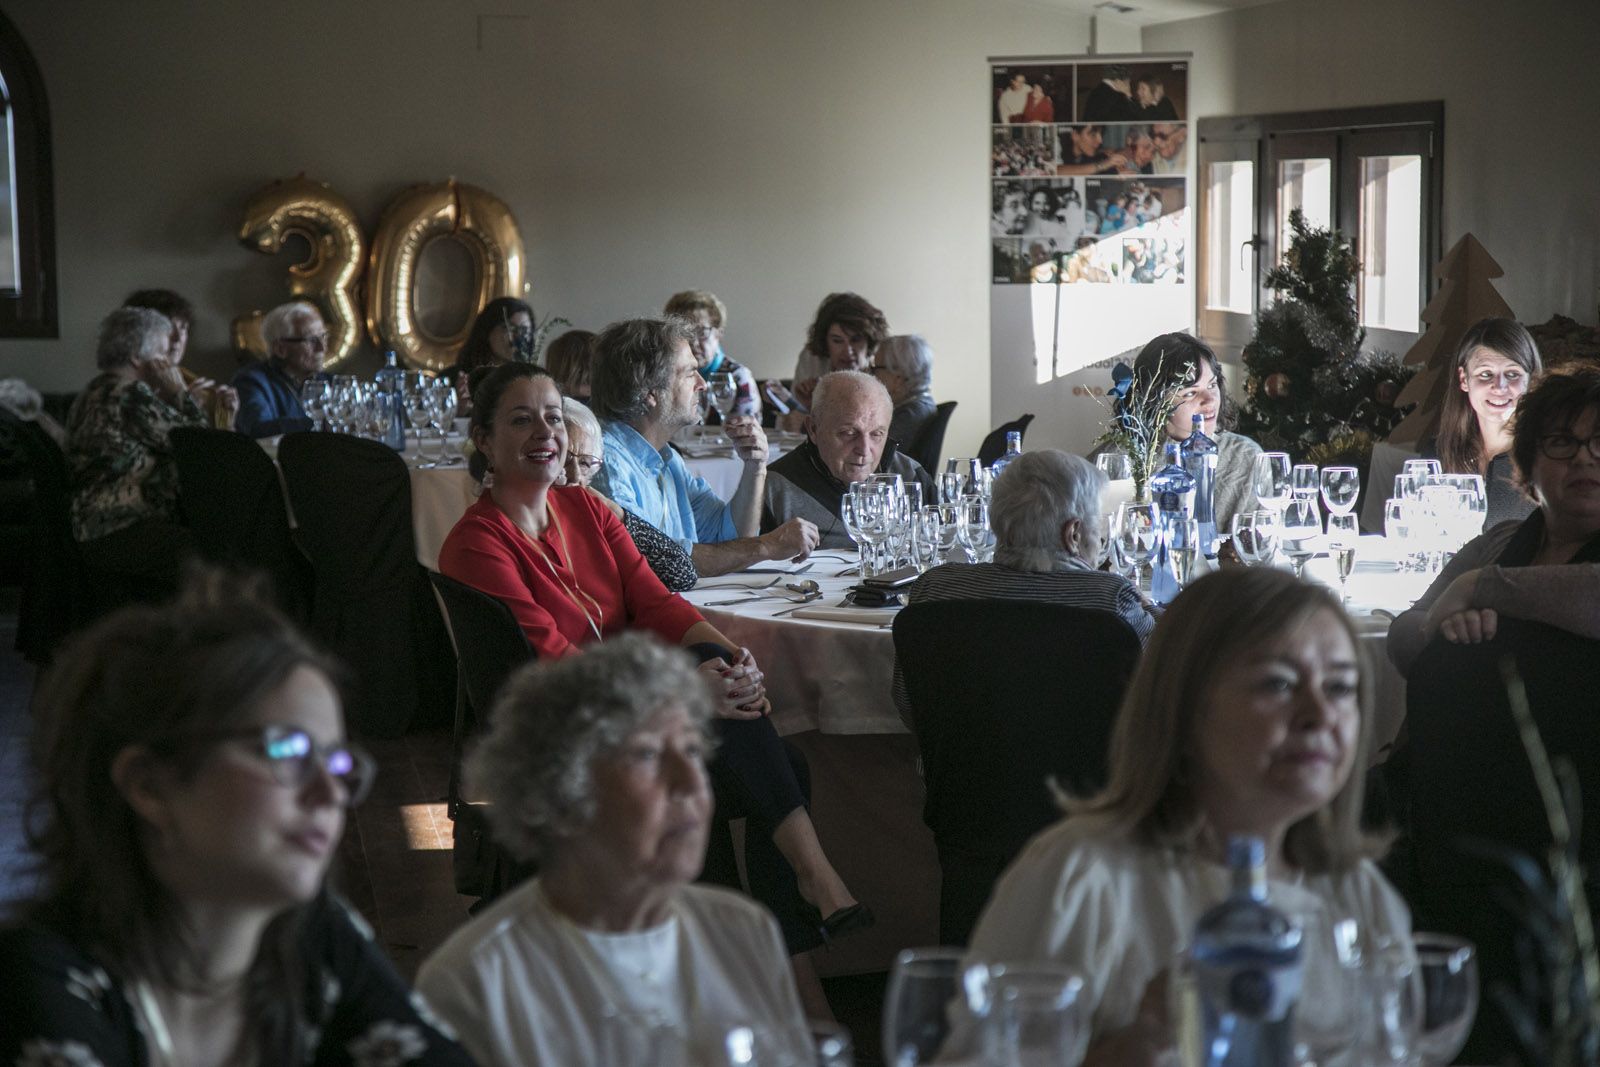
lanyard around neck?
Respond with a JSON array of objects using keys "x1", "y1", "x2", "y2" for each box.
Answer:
[{"x1": 521, "y1": 500, "x2": 605, "y2": 642}]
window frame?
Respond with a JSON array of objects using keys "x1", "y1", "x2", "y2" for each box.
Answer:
[{"x1": 0, "y1": 8, "x2": 57, "y2": 338}]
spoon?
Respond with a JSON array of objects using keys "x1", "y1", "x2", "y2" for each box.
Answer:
[
  {"x1": 784, "y1": 579, "x2": 821, "y2": 597},
  {"x1": 771, "y1": 591, "x2": 824, "y2": 615}
]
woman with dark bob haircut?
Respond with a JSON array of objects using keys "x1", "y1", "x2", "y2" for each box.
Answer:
[
  {"x1": 0, "y1": 573, "x2": 472, "y2": 1066},
  {"x1": 1424, "y1": 316, "x2": 1542, "y2": 529},
  {"x1": 445, "y1": 296, "x2": 536, "y2": 404},
  {"x1": 790, "y1": 292, "x2": 890, "y2": 409},
  {"x1": 1118, "y1": 332, "x2": 1264, "y2": 532},
  {"x1": 968, "y1": 567, "x2": 1409, "y2": 1067},
  {"x1": 1388, "y1": 364, "x2": 1600, "y2": 676}
]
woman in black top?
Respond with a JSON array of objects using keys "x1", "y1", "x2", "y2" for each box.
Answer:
[{"x1": 0, "y1": 574, "x2": 473, "y2": 1066}]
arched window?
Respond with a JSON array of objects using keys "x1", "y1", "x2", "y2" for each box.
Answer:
[{"x1": 0, "y1": 9, "x2": 56, "y2": 337}]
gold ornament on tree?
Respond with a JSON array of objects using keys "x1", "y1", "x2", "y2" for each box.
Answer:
[
  {"x1": 1263, "y1": 372, "x2": 1291, "y2": 399},
  {"x1": 231, "y1": 175, "x2": 366, "y2": 369},
  {"x1": 365, "y1": 179, "x2": 527, "y2": 373}
]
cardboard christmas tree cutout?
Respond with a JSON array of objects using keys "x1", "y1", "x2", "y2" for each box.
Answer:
[{"x1": 1388, "y1": 234, "x2": 1513, "y2": 444}]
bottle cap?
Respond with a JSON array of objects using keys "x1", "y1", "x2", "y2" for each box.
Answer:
[{"x1": 1226, "y1": 835, "x2": 1266, "y2": 869}]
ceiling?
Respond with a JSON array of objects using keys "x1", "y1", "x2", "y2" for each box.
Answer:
[{"x1": 1048, "y1": 0, "x2": 1284, "y2": 27}]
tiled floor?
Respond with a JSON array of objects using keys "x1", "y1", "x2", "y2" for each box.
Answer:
[{"x1": 0, "y1": 588, "x2": 888, "y2": 1061}]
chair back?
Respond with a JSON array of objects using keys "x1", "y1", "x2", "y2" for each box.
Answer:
[
  {"x1": 170, "y1": 426, "x2": 313, "y2": 621},
  {"x1": 1, "y1": 409, "x2": 84, "y2": 662},
  {"x1": 977, "y1": 413, "x2": 1035, "y2": 466},
  {"x1": 277, "y1": 432, "x2": 435, "y2": 737},
  {"x1": 893, "y1": 597, "x2": 1140, "y2": 941},
  {"x1": 907, "y1": 400, "x2": 957, "y2": 474}
]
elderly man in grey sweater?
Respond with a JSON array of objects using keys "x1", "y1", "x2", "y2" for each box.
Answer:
[{"x1": 761, "y1": 371, "x2": 937, "y2": 550}]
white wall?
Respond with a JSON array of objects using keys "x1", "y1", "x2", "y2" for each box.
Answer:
[
  {"x1": 1146, "y1": 0, "x2": 1600, "y2": 328},
  {"x1": 0, "y1": 0, "x2": 1098, "y2": 456}
]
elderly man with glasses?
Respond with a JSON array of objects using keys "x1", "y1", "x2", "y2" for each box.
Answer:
[{"x1": 232, "y1": 301, "x2": 328, "y2": 437}]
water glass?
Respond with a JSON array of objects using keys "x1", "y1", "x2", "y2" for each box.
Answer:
[
  {"x1": 1291, "y1": 909, "x2": 1364, "y2": 1067},
  {"x1": 1253, "y1": 452, "x2": 1293, "y2": 513},
  {"x1": 913, "y1": 506, "x2": 943, "y2": 571},
  {"x1": 1403, "y1": 458, "x2": 1442, "y2": 482},
  {"x1": 1095, "y1": 451, "x2": 1133, "y2": 481},
  {"x1": 1320, "y1": 466, "x2": 1360, "y2": 516},
  {"x1": 1412, "y1": 933, "x2": 1478, "y2": 1065},
  {"x1": 1292, "y1": 463, "x2": 1321, "y2": 499},
  {"x1": 989, "y1": 961, "x2": 1086, "y2": 1067},
  {"x1": 1118, "y1": 502, "x2": 1160, "y2": 585},
  {"x1": 957, "y1": 494, "x2": 996, "y2": 563},
  {"x1": 883, "y1": 948, "x2": 992, "y2": 1067},
  {"x1": 1384, "y1": 498, "x2": 1419, "y2": 572}
]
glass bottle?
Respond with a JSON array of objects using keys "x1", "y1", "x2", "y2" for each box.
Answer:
[
  {"x1": 1148, "y1": 441, "x2": 1194, "y2": 606},
  {"x1": 1183, "y1": 413, "x2": 1219, "y2": 557},
  {"x1": 988, "y1": 431, "x2": 1023, "y2": 479}
]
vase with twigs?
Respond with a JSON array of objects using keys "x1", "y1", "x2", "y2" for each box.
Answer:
[{"x1": 1091, "y1": 353, "x2": 1192, "y2": 501}]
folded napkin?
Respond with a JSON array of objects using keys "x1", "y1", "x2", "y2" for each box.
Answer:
[{"x1": 789, "y1": 605, "x2": 900, "y2": 625}]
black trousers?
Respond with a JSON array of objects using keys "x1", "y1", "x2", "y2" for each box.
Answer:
[{"x1": 688, "y1": 643, "x2": 824, "y2": 954}]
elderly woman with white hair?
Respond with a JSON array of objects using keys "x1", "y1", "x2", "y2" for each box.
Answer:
[
  {"x1": 65, "y1": 306, "x2": 236, "y2": 585},
  {"x1": 416, "y1": 634, "x2": 811, "y2": 1066},
  {"x1": 232, "y1": 300, "x2": 327, "y2": 438},
  {"x1": 892, "y1": 449, "x2": 1155, "y2": 725},
  {"x1": 873, "y1": 334, "x2": 938, "y2": 448}
]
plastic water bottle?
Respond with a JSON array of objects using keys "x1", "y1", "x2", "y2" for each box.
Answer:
[
  {"x1": 1183, "y1": 413, "x2": 1219, "y2": 558},
  {"x1": 1148, "y1": 441, "x2": 1194, "y2": 606},
  {"x1": 1190, "y1": 837, "x2": 1303, "y2": 1067},
  {"x1": 988, "y1": 431, "x2": 1023, "y2": 479},
  {"x1": 374, "y1": 350, "x2": 406, "y2": 451}
]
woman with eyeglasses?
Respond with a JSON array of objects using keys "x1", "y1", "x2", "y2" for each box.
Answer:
[
  {"x1": 1387, "y1": 366, "x2": 1600, "y2": 677},
  {"x1": 446, "y1": 296, "x2": 536, "y2": 410},
  {"x1": 0, "y1": 575, "x2": 474, "y2": 1066},
  {"x1": 1418, "y1": 317, "x2": 1543, "y2": 529},
  {"x1": 563, "y1": 396, "x2": 698, "y2": 591}
]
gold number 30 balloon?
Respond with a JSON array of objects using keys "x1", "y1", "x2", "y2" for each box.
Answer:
[
  {"x1": 234, "y1": 176, "x2": 526, "y2": 372},
  {"x1": 366, "y1": 180, "x2": 527, "y2": 373},
  {"x1": 232, "y1": 175, "x2": 366, "y2": 369}
]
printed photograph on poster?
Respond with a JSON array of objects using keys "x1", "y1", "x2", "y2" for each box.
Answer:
[
  {"x1": 1057, "y1": 123, "x2": 1187, "y2": 176},
  {"x1": 991, "y1": 179, "x2": 1086, "y2": 238},
  {"x1": 992, "y1": 65, "x2": 1074, "y2": 125},
  {"x1": 992, "y1": 126, "x2": 1059, "y2": 177},
  {"x1": 1084, "y1": 177, "x2": 1183, "y2": 237},
  {"x1": 1074, "y1": 61, "x2": 1188, "y2": 122},
  {"x1": 1122, "y1": 237, "x2": 1186, "y2": 284}
]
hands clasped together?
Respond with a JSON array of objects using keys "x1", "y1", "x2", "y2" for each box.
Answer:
[{"x1": 697, "y1": 646, "x2": 770, "y2": 721}]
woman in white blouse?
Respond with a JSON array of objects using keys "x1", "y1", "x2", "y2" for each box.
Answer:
[
  {"x1": 416, "y1": 634, "x2": 809, "y2": 1066},
  {"x1": 966, "y1": 567, "x2": 1411, "y2": 1067}
]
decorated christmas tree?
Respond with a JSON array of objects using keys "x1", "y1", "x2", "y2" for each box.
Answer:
[
  {"x1": 1387, "y1": 234, "x2": 1514, "y2": 444},
  {"x1": 1237, "y1": 209, "x2": 1414, "y2": 466}
]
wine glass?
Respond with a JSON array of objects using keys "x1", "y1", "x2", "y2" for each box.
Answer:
[
  {"x1": 1292, "y1": 463, "x2": 1321, "y2": 499},
  {"x1": 1118, "y1": 502, "x2": 1159, "y2": 587},
  {"x1": 1327, "y1": 514, "x2": 1359, "y2": 601},
  {"x1": 1320, "y1": 466, "x2": 1360, "y2": 517},
  {"x1": 1231, "y1": 509, "x2": 1281, "y2": 567},
  {"x1": 428, "y1": 381, "x2": 458, "y2": 465},
  {"x1": 1290, "y1": 908, "x2": 1364, "y2": 1067},
  {"x1": 404, "y1": 378, "x2": 433, "y2": 467},
  {"x1": 1095, "y1": 451, "x2": 1133, "y2": 482},
  {"x1": 938, "y1": 470, "x2": 963, "y2": 507},
  {"x1": 1412, "y1": 933, "x2": 1478, "y2": 1066},
  {"x1": 1363, "y1": 943, "x2": 1422, "y2": 1066},
  {"x1": 707, "y1": 373, "x2": 737, "y2": 445},
  {"x1": 853, "y1": 484, "x2": 892, "y2": 577},
  {"x1": 1403, "y1": 458, "x2": 1442, "y2": 483},
  {"x1": 300, "y1": 378, "x2": 329, "y2": 432},
  {"x1": 883, "y1": 948, "x2": 991, "y2": 1067},
  {"x1": 1253, "y1": 452, "x2": 1293, "y2": 514},
  {"x1": 839, "y1": 488, "x2": 865, "y2": 575},
  {"x1": 913, "y1": 506, "x2": 943, "y2": 572},
  {"x1": 1169, "y1": 517, "x2": 1201, "y2": 591},
  {"x1": 988, "y1": 961, "x2": 1086, "y2": 1067},
  {"x1": 957, "y1": 494, "x2": 995, "y2": 563},
  {"x1": 1281, "y1": 497, "x2": 1321, "y2": 578}
]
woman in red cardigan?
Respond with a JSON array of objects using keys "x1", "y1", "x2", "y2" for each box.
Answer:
[{"x1": 439, "y1": 364, "x2": 870, "y2": 1003}]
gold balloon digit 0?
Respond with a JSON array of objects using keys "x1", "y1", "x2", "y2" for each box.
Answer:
[
  {"x1": 366, "y1": 179, "x2": 527, "y2": 373},
  {"x1": 232, "y1": 175, "x2": 366, "y2": 369}
]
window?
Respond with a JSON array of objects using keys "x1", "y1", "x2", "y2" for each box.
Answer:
[
  {"x1": 0, "y1": 10, "x2": 56, "y2": 337},
  {"x1": 1196, "y1": 103, "x2": 1441, "y2": 355}
]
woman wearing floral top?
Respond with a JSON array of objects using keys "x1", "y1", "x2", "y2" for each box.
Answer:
[
  {"x1": 65, "y1": 307, "x2": 236, "y2": 585},
  {"x1": 0, "y1": 575, "x2": 474, "y2": 1067}
]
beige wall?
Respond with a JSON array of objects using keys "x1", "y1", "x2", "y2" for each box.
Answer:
[
  {"x1": 1146, "y1": 0, "x2": 1600, "y2": 327},
  {"x1": 1, "y1": 0, "x2": 1096, "y2": 455}
]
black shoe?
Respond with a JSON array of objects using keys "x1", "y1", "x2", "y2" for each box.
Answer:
[{"x1": 799, "y1": 900, "x2": 876, "y2": 942}]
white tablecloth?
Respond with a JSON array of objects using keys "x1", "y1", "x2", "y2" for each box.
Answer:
[{"x1": 672, "y1": 426, "x2": 803, "y2": 502}]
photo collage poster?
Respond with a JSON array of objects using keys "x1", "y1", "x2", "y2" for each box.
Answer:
[{"x1": 991, "y1": 59, "x2": 1189, "y2": 287}]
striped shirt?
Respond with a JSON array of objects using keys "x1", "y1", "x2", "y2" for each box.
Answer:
[{"x1": 891, "y1": 558, "x2": 1156, "y2": 728}]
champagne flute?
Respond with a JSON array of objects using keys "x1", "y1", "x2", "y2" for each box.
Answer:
[
  {"x1": 883, "y1": 948, "x2": 991, "y2": 1067},
  {"x1": 1253, "y1": 452, "x2": 1293, "y2": 515},
  {"x1": 1327, "y1": 513, "x2": 1359, "y2": 601}
]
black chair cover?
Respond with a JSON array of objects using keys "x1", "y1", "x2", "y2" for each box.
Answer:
[
  {"x1": 170, "y1": 426, "x2": 313, "y2": 622},
  {"x1": 277, "y1": 432, "x2": 449, "y2": 738},
  {"x1": 1384, "y1": 618, "x2": 1600, "y2": 1065},
  {"x1": 428, "y1": 571, "x2": 538, "y2": 902},
  {"x1": 977, "y1": 413, "x2": 1035, "y2": 466},
  {"x1": 893, "y1": 598, "x2": 1141, "y2": 943},
  {"x1": 908, "y1": 400, "x2": 957, "y2": 474}
]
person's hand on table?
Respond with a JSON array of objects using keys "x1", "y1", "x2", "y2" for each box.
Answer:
[
  {"x1": 1422, "y1": 567, "x2": 1499, "y2": 645},
  {"x1": 725, "y1": 416, "x2": 769, "y2": 464},
  {"x1": 761, "y1": 517, "x2": 819, "y2": 562},
  {"x1": 697, "y1": 646, "x2": 769, "y2": 720}
]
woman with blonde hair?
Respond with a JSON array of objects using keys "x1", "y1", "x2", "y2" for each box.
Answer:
[{"x1": 967, "y1": 567, "x2": 1410, "y2": 1067}]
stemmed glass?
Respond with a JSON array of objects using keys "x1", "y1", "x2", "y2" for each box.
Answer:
[
  {"x1": 1253, "y1": 452, "x2": 1293, "y2": 516},
  {"x1": 1412, "y1": 933, "x2": 1478, "y2": 1066},
  {"x1": 1231, "y1": 509, "x2": 1281, "y2": 567},
  {"x1": 1327, "y1": 513, "x2": 1359, "y2": 601},
  {"x1": 839, "y1": 488, "x2": 865, "y2": 576},
  {"x1": 1292, "y1": 463, "x2": 1320, "y2": 500},
  {"x1": 1281, "y1": 497, "x2": 1322, "y2": 578},
  {"x1": 1168, "y1": 517, "x2": 1201, "y2": 591},
  {"x1": 707, "y1": 373, "x2": 737, "y2": 446},
  {"x1": 853, "y1": 484, "x2": 893, "y2": 577},
  {"x1": 403, "y1": 377, "x2": 434, "y2": 468},
  {"x1": 1320, "y1": 466, "x2": 1360, "y2": 522},
  {"x1": 300, "y1": 378, "x2": 329, "y2": 432},
  {"x1": 1118, "y1": 502, "x2": 1159, "y2": 587},
  {"x1": 913, "y1": 506, "x2": 944, "y2": 572},
  {"x1": 883, "y1": 948, "x2": 992, "y2": 1067},
  {"x1": 957, "y1": 494, "x2": 995, "y2": 563},
  {"x1": 988, "y1": 961, "x2": 1086, "y2": 1067},
  {"x1": 1095, "y1": 451, "x2": 1133, "y2": 482},
  {"x1": 426, "y1": 380, "x2": 458, "y2": 465},
  {"x1": 1290, "y1": 908, "x2": 1364, "y2": 1067}
]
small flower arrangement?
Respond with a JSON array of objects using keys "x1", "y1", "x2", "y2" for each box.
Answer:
[{"x1": 1091, "y1": 354, "x2": 1193, "y2": 498}]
